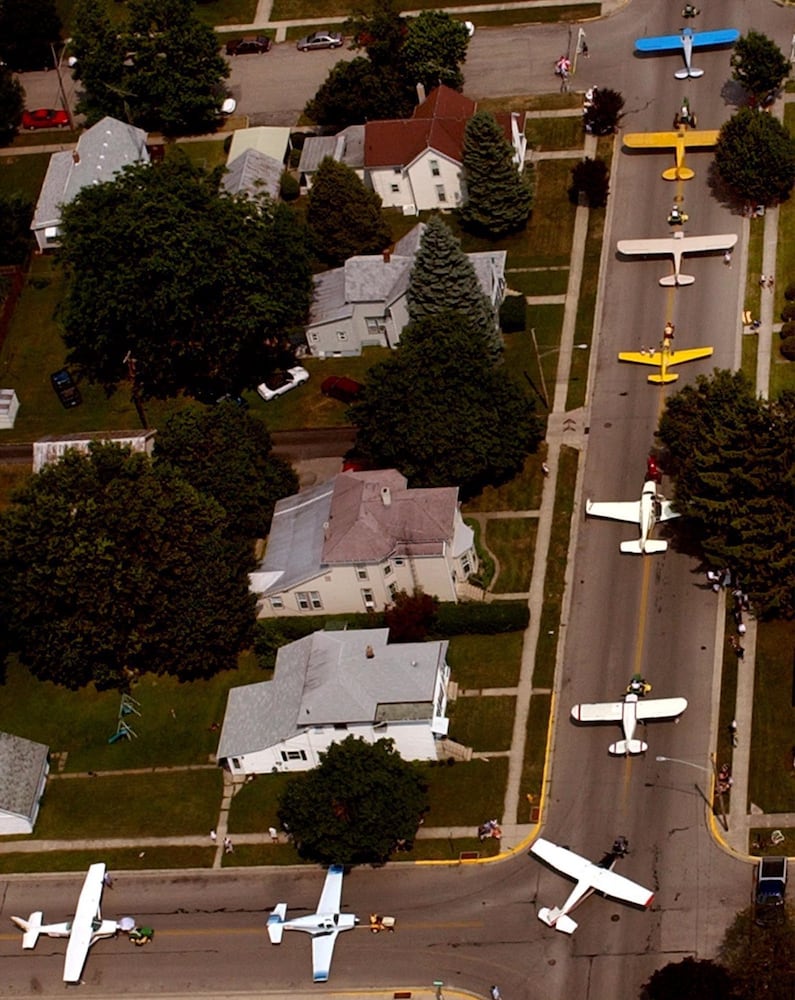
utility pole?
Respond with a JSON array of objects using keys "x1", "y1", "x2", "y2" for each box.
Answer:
[{"x1": 50, "y1": 41, "x2": 75, "y2": 131}]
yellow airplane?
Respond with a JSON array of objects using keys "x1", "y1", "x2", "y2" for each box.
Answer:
[
  {"x1": 623, "y1": 129, "x2": 719, "y2": 180},
  {"x1": 619, "y1": 328, "x2": 713, "y2": 384}
]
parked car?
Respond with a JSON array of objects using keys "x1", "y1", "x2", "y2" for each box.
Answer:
[
  {"x1": 296, "y1": 31, "x2": 343, "y2": 51},
  {"x1": 321, "y1": 375, "x2": 363, "y2": 404},
  {"x1": 256, "y1": 366, "x2": 309, "y2": 401},
  {"x1": 50, "y1": 368, "x2": 82, "y2": 408},
  {"x1": 22, "y1": 108, "x2": 69, "y2": 130},
  {"x1": 755, "y1": 856, "x2": 787, "y2": 923},
  {"x1": 225, "y1": 36, "x2": 272, "y2": 56}
]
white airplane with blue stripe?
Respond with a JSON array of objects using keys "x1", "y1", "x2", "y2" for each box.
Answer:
[{"x1": 267, "y1": 865, "x2": 359, "y2": 982}]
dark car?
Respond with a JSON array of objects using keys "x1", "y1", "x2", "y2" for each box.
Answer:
[
  {"x1": 225, "y1": 36, "x2": 272, "y2": 56},
  {"x1": 22, "y1": 108, "x2": 70, "y2": 130},
  {"x1": 321, "y1": 375, "x2": 363, "y2": 404},
  {"x1": 50, "y1": 369, "x2": 82, "y2": 408}
]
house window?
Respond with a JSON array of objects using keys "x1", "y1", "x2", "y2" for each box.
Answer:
[
  {"x1": 393, "y1": 167, "x2": 401, "y2": 175},
  {"x1": 390, "y1": 183, "x2": 400, "y2": 193},
  {"x1": 336, "y1": 330, "x2": 347, "y2": 341},
  {"x1": 429, "y1": 159, "x2": 441, "y2": 177},
  {"x1": 388, "y1": 582, "x2": 399, "y2": 600},
  {"x1": 393, "y1": 558, "x2": 405, "y2": 567},
  {"x1": 436, "y1": 185, "x2": 447, "y2": 203},
  {"x1": 333, "y1": 723, "x2": 348, "y2": 730},
  {"x1": 356, "y1": 566, "x2": 369, "y2": 580},
  {"x1": 365, "y1": 317, "x2": 387, "y2": 337},
  {"x1": 231, "y1": 757, "x2": 241, "y2": 770},
  {"x1": 269, "y1": 595, "x2": 284, "y2": 610},
  {"x1": 361, "y1": 588, "x2": 375, "y2": 609},
  {"x1": 310, "y1": 591, "x2": 323, "y2": 610},
  {"x1": 309, "y1": 331, "x2": 319, "y2": 343},
  {"x1": 462, "y1": 556, "x2": 472, "y2": 575},
  {"x1": 296, "y1": 591, "x2": 310, "y2": 611},
  {"x1": 383, "y1": 563, "x2": 392, "y2": 576},
  {"x1": 281, "y1": 749, "x2": 307, "y2": 762}
]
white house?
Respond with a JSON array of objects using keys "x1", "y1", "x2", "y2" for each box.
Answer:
[
  {"x1": 32, "y1": 430, "x2": 157, "y2": 473},
  {"x1": 250, "y1": 469, "x2": 478, "y2": 618},
  {"x1": 305, "y1": 222, "x2": 506, "y2": 358},
  {"x1": 31, "y1": 116, "x2": 149, "y2": 251},
  {"x1": 216, "y1": 627, "x2": 450, "y2": 775},
  {"x1": 0, "y1": 731, "x2": 49, "y2": 835},
  {"x1": 227, "y1": 126, "x2": 291, "y2": 166},
  {"x1": 364, "y1": 85, "x2": 527, "y2": 214}
]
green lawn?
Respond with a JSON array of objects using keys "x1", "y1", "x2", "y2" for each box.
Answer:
[
  {"x1": 465, "y1": 516, "x2": 496, "y2": 590},
  {"x1": 775, "y1": 105, "x2": 795, "y2": 321},
  {"x1": 525, "y1": 116, "x2": 584, "y2": 152},
  {"x1": 222, "y1": 842, "x2": 304, "y2": 866},
  {"x1": 448, "y1": 695, "x2": 516, "y2": 751},
  {"x1": 478, "y1": 94, "x2": 582, "y2": 116},
  {"x1": 421, "y1": 759, "x2": 508, "y2": 826},
  {"x1": 31, "y1": 770, "x2": 223, "y2": 839},
  {"x1": 524, "y1": 160, "x2": 580, "y2": 266},
  {"x1": 769, "y1": 356, "x2": 795, "y2": 397},
  {"x1": 499, "y1": 304, "x2": 564, "y2": 413},
  {"x1": 749, "y1": 619, "x2": 795, "y2": 813},
  {"x1": 394, "y1": 836, "x2": 500, "y2": 861},
  {"x1": 447, "y1": 632, "x2": 523, "y2": 689},
  {"x1": 0, "y1": 847, "x2": 214, "y2": 874},
  {"x1": 464, "y1": 448, "x2": 548, "y2": 513},
  {"x1": 517, "y1": 694, "x2": 552, "y2": 823},
  {"x1": 506, "y1": 268, "x2": 569, "y2": 297},
  {"x1": 169, "y1": 138, "x2": 229, "y2": 172},
  {"x1": 273, "y1": 1, "x2": 598, "y2": 24},
  {"x1": 0, "y1": 464, "x2": 33, "y2": 510},
  {"x1": 0, "y1": 152, "x2": 53, "y2": 203},
  {"x1": 745, "y1": 215, "x2": 765, "y2": 324},
  {"x1": 226, "y1": 773, "x2": 293, "y2": 833},
  {"x1": 487, "y1": 518, "x2": 538, "y2": 593},
  {"x1": 56, "y1": 0, "x2": 257, "y2": 31},
  {"x1": 568, "y1": 202, "x2": 606, "y2": 410}
]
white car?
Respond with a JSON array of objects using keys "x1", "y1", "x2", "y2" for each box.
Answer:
[{"x1": 256, "y1": 366, "x2": 309, "y2": 401}]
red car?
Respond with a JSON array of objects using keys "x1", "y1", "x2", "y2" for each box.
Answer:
[{"x1": 22, "y1": 108, "x2": 70, "y2": 130}]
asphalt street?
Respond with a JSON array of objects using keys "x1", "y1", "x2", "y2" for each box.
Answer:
[{"x1": 3, "y1": 1, "x2": 792, "y2": 997}]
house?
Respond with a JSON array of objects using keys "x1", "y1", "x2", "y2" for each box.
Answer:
[
  {"x1": 31, "y1": 116, "x2": 149, "y2": 251},
  {"x1": 222, "y1": 147, "x2": 283, "y2": 201},
  {"x1": 305, "y1": 222, "x2": 505, "y2": 357},
  {"x1": 32, "y1": 430, "x2": 157, "y2": 473},
  {"x1": 216, "y1": 627, "x2": 450, "y2": 775},
  {"x1": 249, "y1": 468, "x2": 478, "y2": 617},
  {"x1": 0, "y1": 731, "x2": 49, "y2": 835},
  {"x1": 297, "y1": 125, "x2": 366, "y2": 191},
  {"x1": 364, "y1": 85, "x2": 527, "y2": 214},
  {"x1": 227, "y1": 126, "x2": 291, "y2": 167}
]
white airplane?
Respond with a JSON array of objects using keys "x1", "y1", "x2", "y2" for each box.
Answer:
[
  {"x1": 531, "y1": 838, "x2": 654, "y2": 934},
  {"x1": 11, "y1": 862, "x2": 119, "y2": 984},
  {"x1": 635, "y1": 27, "x2": 740, "y2": 79},
  {"x1": 571, "y1": 692, "x2": 688, "y2": 755},
  {"x1": 267, "y1": 865, "x2": 359, "y2": 982},
  {"x1": 617, "y1": 232, "x2": 738, "y2": 286},
  {"x1": 586, "y1": 480, "x2": 679, "y2": 554}
]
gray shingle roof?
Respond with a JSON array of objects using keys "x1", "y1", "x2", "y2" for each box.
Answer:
[
  {"x1": 222, "y1": 148, "x2": 282, "y2": 201},
  {"x1": 217, "y1": 629, "x2": 447, "y2": 759},
  {"x1": 298, "y1": 126, "x2": 365, "y2": 175},
  {"x1": 0, "y1": 732, "x2": 48, "y2": 822},
  {"x1": 259, "y1": 478, "x2": 335, "y2": 593}
]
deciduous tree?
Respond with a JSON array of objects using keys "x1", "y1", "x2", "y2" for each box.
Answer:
[
  {"x1": 0, "y1": 65, "x2": 24, "y2": 146},
  {"x1": 719, "y1": 905, "x2": 795, "y2": 1000},
  {"x1": 569, "y1": 157, "x2": 610, "y2": 208},
  {"x1": 307, "y1": 157, "x2": 391, "y2": 265},
  {"x1": 0, "y1": 444, "x2": 256, "y2": 690},
  {"x1": 0, "y1": 0, "x2": 62, "y2": 72},
  {"x1": 407, "y1": 216, "x2": 501, "y2": 358},
  {"x1": 385, "y1": 589, "x2": 439, "y2": 643},
  {"x1": 278, "y1": 736, "x2": 429, "y2": 865},
  {"x1": 641, "y1": 957, "x2": 737, "y2": 999},
  {"x1": 730, "y1": 30, "x2": 791, "y2": 104},
  {"x1": 714, "y1": 108, "x2": 795, "y2": 207},
  {"x1": 582, "y1": 87, "x2": 624, "y2": 136},
  {"x1": 460, "y1": 110, "x2": 533, "y2": 238},
  {"x1": 401, "y1": 9, "x2": 470, "y2": 93},
  {"x1": 71, "y1": 0, "x2": 128, "y2": 124},
  {"x1": 58, "y1": 154, "x2": 312, "y2": 399},
  {"x1": 304, "y1": 56, "x2": 415, "y2": 127},
  {"x1": 350, "y1": 313, "x2": 543, "y2": 496},
  {"x1": 0, "y1": 193, "x2": 34, "y2": 264},
  {"x1": 345, "y1": 0, "x2": 407, "y2": 70}
]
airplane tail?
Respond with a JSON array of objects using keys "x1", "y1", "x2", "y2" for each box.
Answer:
[
  {"x1": 538, "y1": 907, "x2": 578, "y2": 934},
  {"x1": 647, "y1": 372, "x2": 679, "y2": 384},
  {"x1": 266, "y1": 904, "x2": 287, "y2": 944},
  {"x1": 620, "y1": 539, "x2": 668, "y2": 554},
  {"x1": 609, "y1": 739, "x2": 648, "y2": 756},
  {"x1": 11, "y1": 912, "x2": 43, "y2": 949},
  {"x1": 659, "y1": 274, "x2": 695, "y2": 286}
]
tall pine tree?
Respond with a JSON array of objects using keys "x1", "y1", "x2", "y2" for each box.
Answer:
[
  {"x1": 307, "y1": 157, "x2": 391, "y2": 265},
  {"x1": 406, "y1": 215, "x2": 502, "y2": 359},
  {"x1": 460, "y1": 110, "x2": 533, "y2": 238}
]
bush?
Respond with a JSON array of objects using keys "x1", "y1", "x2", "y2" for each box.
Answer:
[
  {"x1": 780, "y1": 321, "x2": 795, "y2": 339},
  {"x1": 784, "y1": 282, "x2": 795, "y2": 302},
  {"x1": 255, "y1": 613, "x2": 386, "y2": 655},
  {"x1": 780, "y1": 302, "x2": 795, "y2": 322},
  {"x1": 582, "y1": 88, "x2": 624, "y2": 136},
  {"x1": 500, "y1": 294, "x2": 527, "y2": 333},
  {"x1": 780, "y1": 335, "x2": 795, "y2": 360},
  {"x1": 569, "y1": 157, "x2": 610, "y2": 208},
  {"x1": 280, "y1": 170, "x2": 300, "y2": 201},
  {"x1": 433, "y1": 600, "x2": 529, "y2": 636}
]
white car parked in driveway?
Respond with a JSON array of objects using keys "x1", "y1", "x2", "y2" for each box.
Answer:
[{"x1": 256, "y1": 366, "x2": 310, "y2": 401}]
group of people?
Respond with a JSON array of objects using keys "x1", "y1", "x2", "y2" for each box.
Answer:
[
  {"x1": 477, "y1": 819, "x2": 502, "y2": 841},
  {"x1": 759, "y1": 274, "x2": 775, "y2": 290},
  {"x1": 682, "y1": 3, "x2": 700, "y2": 17},
  {"x1": 717, "y1": 763, "x2": 733, "y2": 795}
]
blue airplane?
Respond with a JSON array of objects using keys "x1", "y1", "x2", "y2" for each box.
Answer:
[{"x1": 635, "y1": 27, "x2": 740, "y2": 79}]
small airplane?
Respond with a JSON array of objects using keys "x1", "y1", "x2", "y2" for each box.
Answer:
[
  {"x1": 619, "y1": 328, "x2": 713, "y2": 384},
  {"x1": 571, "y1": 691, "x2": 688, "y2": 755},
  {"x1": 531, "y1": 837, "x2": 654, "y2": 934},
  {"x1": 622, "y1": 129, "x2": 719, "y2": 180},
  {"x1": 586, "y1": 479, "x2": 679, "y2": 553},
  {"x1": 10, "y1": 862, "x2": 119, "y2": 984},
  {"x1": 635, "y1": 27, "x2": 740, "y2": 79},
  {"x1": 267, "y1": 865, "x2": 359, "y2": 982},
  {"x1": 617, "y1": 232, "x2": 738, "y2": 286}
]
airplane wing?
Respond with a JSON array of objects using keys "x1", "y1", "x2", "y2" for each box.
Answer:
[
  {"x1": 618, "y1": 351, "x2": 664, "y2": 367},
  {"x1": 585, "y1": 499, "x2": 640, "y2": 524},
  {"x1": 678, "y1": 130, "x2": 720, "y2": 147},
  {"x1": 316, "y1": 865, "x2": 344, "y2": 915},
  {"x1": 617, "y1": 237, "x2": 678, "y2": 256},
  {"x1": 635, "y1": 696, "x2": 688, "y2": 721},
  {"x1": 691, "y1": 29, "x2": 740, "y2": 48},
  {"x1": 531, "y1": 839, "x2": 593, "y2": 881},
  {"x1": 634, "y1": 34, "x2": 687, "y2": 53},
  {"x1": 311, "y1": 931, "x2": 338, "y2": 983},
  {"x1": 676, "y1": 233, "x2": 737, "y2": 251},
  {"x1": 571, "y1": 701, "x2": 624, "y2": 723},
  {"x1": 587, "y1": 865, "x2": 655, "y2": 908},
  {"x1": 623, "y1": 131, "x2": 680, "y2": 149},
  {"x1": 665, "y1": 347, "x2": 714, "y2": 368},
  {"x1": 63, "y1": 863, "x2": 105, "y2": 983}
]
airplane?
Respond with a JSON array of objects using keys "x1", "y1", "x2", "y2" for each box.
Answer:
[
  {"x1": 622, "y1": 129, "x2": 719, "y2": 180},
  {"x1": 267, "y1": 865, "x2": 359, "y2": 982},
  {"x1": 617, "y1": 232, "x2": 738, "y2": 285},
  {"x1": 586, "y1": 479, "x2": 679, "y2": 553},
  {"x1": 10, "y1": 862, "x2": 119, "y2": 984},
  {"x1": 571, "y1": 691, "x2": 688, "y2": 755},
  {"x1": 531, "y1": 838, "x2": 654, "y2": 934},
  {"x1": 619, "y1": 337, "x2": 713, "y2": 384},
  {"x1": 635, "y1": 27, "x2": 740, "y2": 79}
]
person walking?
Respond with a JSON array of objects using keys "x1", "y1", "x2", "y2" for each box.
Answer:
[
  {"x1": 210, "y1": 829, "x2": 217, "y2": 843},
  {"x1": 223, "y1": 836, "x2": 234, "y2": 854}
]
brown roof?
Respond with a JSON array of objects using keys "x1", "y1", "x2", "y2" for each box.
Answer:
[
  {"x1": 321, "y1": 470, "x2": 459, "y2": 564},
  {"x1": 364, "y1": 85, "x2": 477, "y2": 169}
]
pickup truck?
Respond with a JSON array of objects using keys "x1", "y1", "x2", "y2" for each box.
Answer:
[{"x1": 755, "y1": 856, "x2": 787, "y2": 921}]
